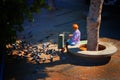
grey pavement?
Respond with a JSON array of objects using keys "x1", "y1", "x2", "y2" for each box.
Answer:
[
  {"x1": 4, "y1": 1, "x2": 120, "y2": 80},
  {"x1": 18, "y1": 0, "x2": 120, "y2": 44}
]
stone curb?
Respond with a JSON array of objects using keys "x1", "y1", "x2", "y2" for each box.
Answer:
[{"x1": 68, "y1": 40, "x2": 118, "y2": 58}]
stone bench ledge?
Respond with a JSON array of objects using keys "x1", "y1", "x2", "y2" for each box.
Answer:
[{"x1": 68, "y1": 40, "x2": 117, "y2": 57}]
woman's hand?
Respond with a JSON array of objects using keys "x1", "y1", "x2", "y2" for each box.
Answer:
[{"x1": 69, "y1": 34, "x2": 73, "y2": 38}]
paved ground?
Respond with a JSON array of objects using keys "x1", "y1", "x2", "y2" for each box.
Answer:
[
  {"x1": 3, "y1": 38, "x2": 120, "y2": 80},
  {"x1": 17, "y1": 1, "x2": 120, "y2": 44},
  {"x1": 3, "y1": 0, "x2": 120, "y2": 80}
]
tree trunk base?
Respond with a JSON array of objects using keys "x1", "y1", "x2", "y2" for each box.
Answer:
[{"x1": 79, "y1": 44, "x2": 106, "y2": 51}]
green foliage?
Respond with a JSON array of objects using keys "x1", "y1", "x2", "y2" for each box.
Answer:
[{"x1": 0, "y1": 0, "x2": 49, "y2": 53}]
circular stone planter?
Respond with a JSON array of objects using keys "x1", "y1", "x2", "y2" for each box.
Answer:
[
  {"x1": 68, "y1": 40, "x2": 118, "y2": 65},
  {"x1": 68, "y1": 40, "x2": 118, "y2": 58}
]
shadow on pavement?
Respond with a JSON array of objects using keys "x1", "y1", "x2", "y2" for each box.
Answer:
[{"x1": 4, "y1": 52, "x2": 111, "y2": 80}]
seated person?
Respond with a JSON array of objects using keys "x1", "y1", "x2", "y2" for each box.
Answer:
[{"x1": 66, "y1": 23, "x2": 81, "y2": 46}]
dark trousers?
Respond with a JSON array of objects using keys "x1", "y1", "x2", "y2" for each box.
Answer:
[{"x1": 65, "y1": 42, "x2": 69, "y2": 53}]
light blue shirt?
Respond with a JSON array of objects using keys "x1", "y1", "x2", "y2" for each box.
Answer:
[{"x1": 67, "y1": 29, "x2": 81, "y2": 46}]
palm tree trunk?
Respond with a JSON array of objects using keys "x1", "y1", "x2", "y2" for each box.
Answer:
[{"x1": 87, "y1": 0, "x2": 104, "y2": 51}]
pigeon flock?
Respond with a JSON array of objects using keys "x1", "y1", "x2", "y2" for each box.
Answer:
[{"x1": 9, "y1": 40, "x2": 60, "y2": 64}]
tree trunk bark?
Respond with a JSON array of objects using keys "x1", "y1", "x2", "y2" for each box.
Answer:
[{"x1": 87, "y1": 0, "x2": 104, "y2": 51}]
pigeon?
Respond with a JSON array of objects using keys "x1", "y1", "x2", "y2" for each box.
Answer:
[
  {"x1": 50, "y1": 55, "x2": 53, "y2": 63},
  {"x1": 43, "y1": 56, "x2": 47, "y2": 63}
]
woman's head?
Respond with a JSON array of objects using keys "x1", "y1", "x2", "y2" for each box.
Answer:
[{"x1": 72, "y1": 24, "x2": 79, "y2": 30}]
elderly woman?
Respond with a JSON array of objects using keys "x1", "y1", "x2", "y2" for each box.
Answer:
[{"x1": 66, "y1": 23, "x2": 81, "y2": 46}]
